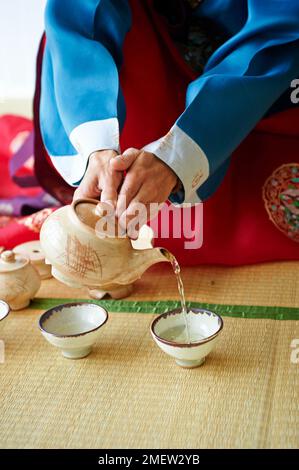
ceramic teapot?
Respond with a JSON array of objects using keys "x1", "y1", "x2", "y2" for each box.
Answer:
[
  {"x1": 0, "y1": 250, "x2": 41, "y2": 310},
  {"x1": 40, "y1": 198, "x2": 170, "y2": 298}
]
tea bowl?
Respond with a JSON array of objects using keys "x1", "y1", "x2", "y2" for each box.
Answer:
[
  {"x1": 0, "y1": 300, "x2": 10, "y2": 329},
  {"x1": 39, "y1": 302, "x2": 108, "y2": 359},
  {"x1": 150, "y1": 308, "x2": 223, "y2": 368}
]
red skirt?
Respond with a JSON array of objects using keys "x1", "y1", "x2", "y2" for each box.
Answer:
[{"x1": 31, "y1": 0, "x2": 299, "y2": 266}]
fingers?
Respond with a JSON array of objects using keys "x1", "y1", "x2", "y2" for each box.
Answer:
[
  {"x1": 101, "y1": 168, "x2": 124, "y2": 208},
  {"x1": 73, "y1": 175, "x2": 101, "y2": 201},
  {"x1": 123, "y1": 202, "x2": 149, "y2": 239},
  {"x1": 100, "y1": 183, "x2": 118, "y2": 209},
  {"x1": 101, "y1": 148, "x2": 139, "y2": 208},
  {"x1": 110, "y1": 148, "x2": 139, "y2": 171},
  {"x1": 118, "y1": 186, "x2": 150, "y2": 238},
  {"x1": 116, "y1": 170, "x2": 141, "y2": 219},
  {"x1": 73, "y1": 149, "x2": 120, "y2": 202}
]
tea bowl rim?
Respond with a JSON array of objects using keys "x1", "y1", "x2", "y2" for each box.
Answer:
[
  {"x1": 150, "y1": 308, "x2": 223, "y2": 349},
  {"x1": 0, "y1": 300, "x2": 10, "y2": 322},
  {"x1": 38, "y1": 302, "x2": 108, "y2": 338}
]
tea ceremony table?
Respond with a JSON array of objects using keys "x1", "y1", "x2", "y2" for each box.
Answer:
[{"x1": 0, "y1": 262, "x2": 298, "y2": 448}]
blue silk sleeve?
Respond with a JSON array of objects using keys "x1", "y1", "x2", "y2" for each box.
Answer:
[
  {"x1": 173, "y1": 0, "x2": 299, "y2": 202},
  {"x1": 40, "y1": 0, "x2": 131, "y2": 184}
]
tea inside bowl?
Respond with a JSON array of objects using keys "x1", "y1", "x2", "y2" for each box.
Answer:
[
  {"x1": 160, "y1": 323, "x2": 205, "y2": 344},
  {"x1": 152, "y1": 308, "x2": 223, "y2": 346}
]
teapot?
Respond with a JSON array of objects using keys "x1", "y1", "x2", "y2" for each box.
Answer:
[
  {"x1": 0, "y1": 250, "x2": 41, "y2": 310},
  {"x1": 40, "y1": 198, "x2": 170, "y2": 298}
]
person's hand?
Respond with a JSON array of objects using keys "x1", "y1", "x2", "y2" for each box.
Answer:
[
  {"x1": 73, "y1": 149, "x2": 123, "y2": 207},
  {"x1": 110, "y1": 148, "x2": 178, "y2": 237}
]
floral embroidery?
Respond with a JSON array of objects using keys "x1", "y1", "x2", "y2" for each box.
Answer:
[
  {"x1": 17, "y1": 208, "x2": 55, "y2": 233},
  {"x1": 175, "y1": 17, "x2": 224, "y2": 74},
  {"x1": 186, "y1": 0, "x2": 202, "y2": 8},
  {"x1": 263, "y1": 164, "x2": 299, "y2": 242},
  {"x1": 156, "y1": 1, "x2": 224, "y2": 75}
]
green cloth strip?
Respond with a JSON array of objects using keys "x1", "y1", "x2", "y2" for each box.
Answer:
[{"x1": 29, "y1": 298, "x2": 299, "y2": 320}]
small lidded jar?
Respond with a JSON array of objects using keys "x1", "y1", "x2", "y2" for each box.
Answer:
[{"x1": 0, "y1": 250, "x2": 41, "y2": 310}]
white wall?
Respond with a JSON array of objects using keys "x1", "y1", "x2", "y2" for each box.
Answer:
[{"x1": 0, "y1": 0, "x2": 46, "y2": 116}]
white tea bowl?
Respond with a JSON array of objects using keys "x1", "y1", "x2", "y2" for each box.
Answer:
[
  {"x1": 150, "y1": 308, "x2": 223, "y2": 368},
  {"x1": 0, "y1": 300, "x2": 10, "y2": 329},
  {"x1": 39, "y1": 302, "x2": 108, "y2": 359}
]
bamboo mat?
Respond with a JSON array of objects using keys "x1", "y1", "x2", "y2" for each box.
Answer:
[
  {"x1": 36, "y1": 261, "x2": 299, "y2": 308},
  {"x1": 0, "y1": 262, "x2": 299, "y2": 449}
]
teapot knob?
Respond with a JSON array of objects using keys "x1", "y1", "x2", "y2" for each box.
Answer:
[{"x1": 1, "y1": 250, "x2": 16, "y2": 263}]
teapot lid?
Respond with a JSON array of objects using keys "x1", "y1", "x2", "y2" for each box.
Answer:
[
  {"x1": 73, "y1": 199, "x2": 103, "y2": 230},
  {"x1": 0, "y1": 250, "x2": 29, "y2": 273},
  {"x1": 73, "y1": 199, "x2": 125, "y2": 238}
]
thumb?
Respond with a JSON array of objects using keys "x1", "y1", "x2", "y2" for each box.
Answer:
[{"x1": 110, "y1": 147, "x2": 139, "y2": 171}]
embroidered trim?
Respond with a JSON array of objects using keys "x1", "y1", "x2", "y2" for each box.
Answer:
[{"x1": 263, "y1": 163, "x2": 299, "y2": 243}]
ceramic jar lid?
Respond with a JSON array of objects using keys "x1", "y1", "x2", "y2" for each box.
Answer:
[
  {"x1": 13, "y1": 241, "x2": 52, "y2": 280},
  {"x1": 13, "y1": 240, "x2": 45, "y2": 263},
  {"x1": 0, "y1": 250, "x2": 29, "y2": 273}
]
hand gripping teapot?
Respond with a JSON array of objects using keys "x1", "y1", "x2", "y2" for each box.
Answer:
[{"x1": 40, "y1": 198, "x2": 170, "y2": 299}]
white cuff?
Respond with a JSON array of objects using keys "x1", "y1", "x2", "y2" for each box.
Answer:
[
  {"x1": 49, "y1": 153, "x2": 89, "y2": 186},
  {"x1": 69, "y1": 118, "x2": 120, "y2": 159},
  {"x1": 49, "y1": 118, "x2": 120, "y2": 186},
  {"x1": 143, "y1": 124, "x2": 209, "y2": 203}
]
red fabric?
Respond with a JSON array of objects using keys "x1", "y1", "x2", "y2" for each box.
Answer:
[
  {"x1": 2, "y1": 0, "x2": 298, "y2": 263},
  {"x1": 0, "y1": 209, "x2": 52, "y2": 250},
  {"x1": 0, "y1": 115, "x2": 35, "y2": 199},
  {"x1": 0, "y1": 115, "x2": 56, "y2": 249},
  {"x1": 119, "y1": 0, "x2": 299, "y2": 265},
  {"x1": 154, "y1": 116, "x2": 299, "y2": 265}
]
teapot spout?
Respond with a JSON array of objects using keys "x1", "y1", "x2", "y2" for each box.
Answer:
[
  {"x1": 131, "y1": 246, "x2": 171, "y2": 278},
  {"x1": 111, "y1": 246, "x2": 173, "y2": 287}
]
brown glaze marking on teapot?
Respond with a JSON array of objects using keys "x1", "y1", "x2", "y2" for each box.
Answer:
[{"x1": 40, "y1": 198, "x2": 170, "y2": 298}]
